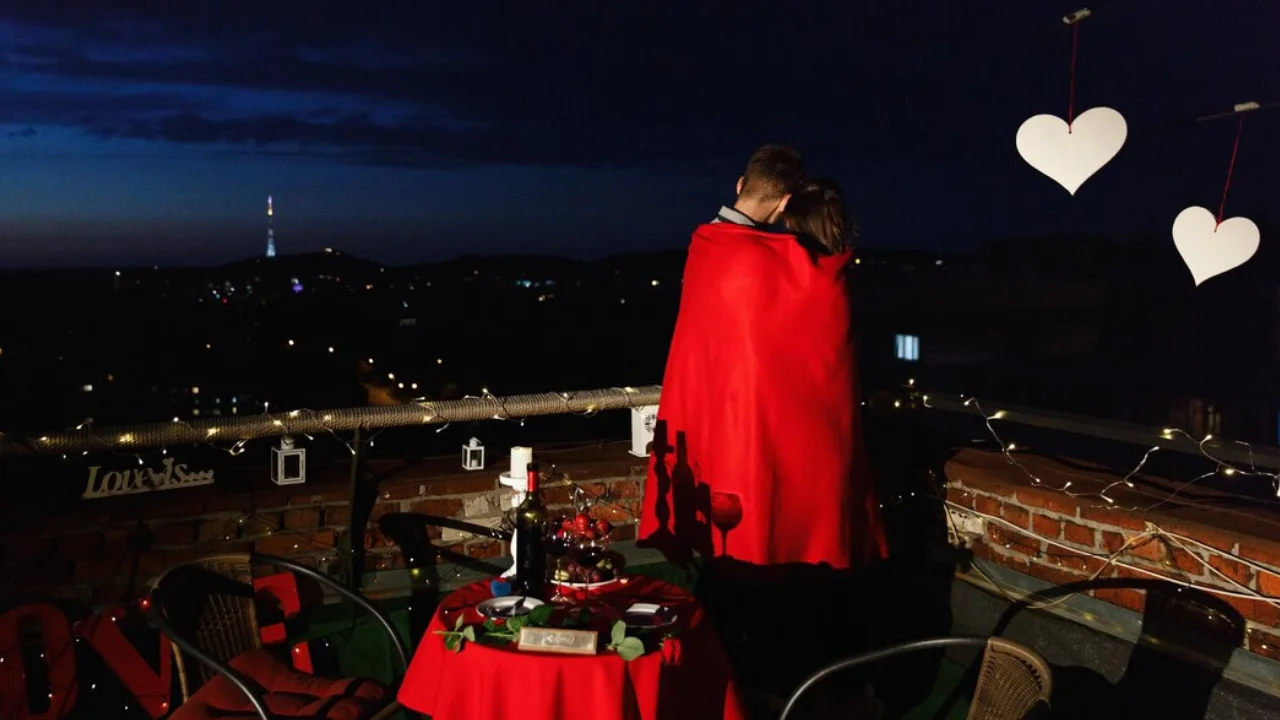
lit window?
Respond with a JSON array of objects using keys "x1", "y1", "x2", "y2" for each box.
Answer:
[{"x1": 895, "y1": 334, "x2": 920, "y2": 362}]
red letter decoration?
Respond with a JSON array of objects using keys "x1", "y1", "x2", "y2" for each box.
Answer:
[
  {"x1": 0, "y1": 603, "x2": 78, "y2": 720},
  {"x1": 75, "y1": 610, "x2": 172, "y2": 719},
  {"x1": 253, "y1": 573, "x2": 312, "y2": 673}
]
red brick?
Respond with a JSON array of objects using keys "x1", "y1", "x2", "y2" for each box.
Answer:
[
  {"x1": 250, "y1": 489, "x2": 294, "y2": 511},
  {"x1": 612, "y1": 523, "x2": 636, "y2": 542},
  {"x1": 202, "y1": 492, "x2": 254, "y2": 514},
  {"x1": 1026, "y1": 562, "x2": 1088, "y2": 587},
  {"x1": 423, "y1": 475, "x2": 496, "y2": 496},
  {"x1": 1094, "y1": 588, "x2": 1146, "y2": 613},
  {"x1": 1013, "y1": 488, "x2": 1080, "y2": 518},
  {"x1": 984, "y1": 547, "x2": 1032, "y2": 572},
  {"x1": 542, "y1": 486, "x2": 574, "y2": 506},
  {"x1": 1248, "y1": 629, "x2": 1280, "y2": 662},
  {"x1": 1100, "y1": 531, "x2": 1127, "y2": 554},
  {"x1": 254, "y1": 530, "x2": 336, "y2": 557},
  {"x1": 1126, "y1": 537, "x2": 1166, "y2": 564},
  {"x1": 58, "y1": 533, "x2": 107, "y2": 559},
  {"x1": 1052, "y1": 553, "x2": 1106, "y2": 576},
  {"x1": 999, "y1": 504, "x2": 1031, "y2": 530},
  {"x1": 74, "y1": 553, "x2": 129, "y2": 584},
  {"x1": 240, "y1": 513, "x2": 281, "y2": 537},
  {"x1": 136, "y1": 551, "x2": 170, "y2": 578},
  {"x1": 1167, "y1": 547, "x2": 1207, "y2": 576},
  {"x1": 607, "y1": 479, "x2": 642, "y2": 498},
  {"x1": 1224, "y1": 597, "x2": 1280, "y2": 628},
  {"x1": 408, "y1": 498, "x2": 464, "y2": 518},
  {"x1": 1258, "y1": 571, "x2": 1280, "y2": 598},
  {"x1": 1031, "y1": 514, "x2": 1061, "y2": 540},
  {"x1": 1174, "y1": 523, "x2": 1243, "y2": 554},
  {"x1": 1238, "y1": 541, "x2": 1280, "y2": 569},
  {"x1": 364, "y1": 528, "x2": 396, "y2": 549},
  {"x1": 378, "y1": 482, "x2": 423, "y2": 501},
  {"x1": 197, "y1": 519, "x2": 240, "y2": 543},
  {"x1": 973, "y1": 495, "x2": 1001, "y2": 517},
  {"x1": 986, "y1": 525, "x2": 1040, "y2": 557},
  {"x1": 283, "y1": 508, "x2": 322, "y2": 531},
  {"x1": 588, "y1": 503, "x2": 636, "y2": 525},
  {"x1": 150, "y1": 523, "x2": 195, "y2": 547},
  {"x1": 1207, "y1": 554, "x2": 1255, "y2": 587},
  {"x1": 144, "y1": 500, "x2": 208, "y2": 521},
  {"x1": 289, "y1": 487, "x2": 350, "y2": 505},
  {"x1": 465, "y1": 539, "x2": 504, "y2": 560},
  {"x1": 1079, "y1": 504, "x2": 1147, "y2": 531},
  {"x1": 323, "y1": 505, "x2": 351, "y2": 527},
  {"x1": 1062, "y1": 522, "x2": 1096, "y2": 548},
  {"x1": 164, "y1": 542, "x2": 253, "y2": 567}
]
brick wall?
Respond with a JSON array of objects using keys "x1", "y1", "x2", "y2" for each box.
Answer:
[
  {"x1": 0, "y1": 446, "x2": 644, "y2": 608},
  {"x1": 944, "y1": 447, "x2": 1280, "y2": 662}
]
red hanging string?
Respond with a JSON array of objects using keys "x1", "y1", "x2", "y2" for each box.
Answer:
[
  {"x1": 1066, "y1": 23, "x2": 1081, "y2": 130},
  {"x1": 1216, "y1": 115, "x2": 1246, "y2": 227}
]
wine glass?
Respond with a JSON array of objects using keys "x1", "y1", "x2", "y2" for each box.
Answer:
[
  {"x1": 572, "y1": 535, "x2": 611, "y2": 584},
  {"x1": 709, "y1": 491, "x2": 744, "y2": 557}
]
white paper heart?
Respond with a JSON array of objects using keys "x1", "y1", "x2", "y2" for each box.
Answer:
[
  {"x1": 1171, "y1": 206, "x2": 1260, "y2": 286},
  {"x1": 1015, "y1": 107, "x2": 1128, "y2": 195}
]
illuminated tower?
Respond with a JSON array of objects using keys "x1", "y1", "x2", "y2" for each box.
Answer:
[{"x1": 265, "y1": 195, "x2": 277, "y2": 258}]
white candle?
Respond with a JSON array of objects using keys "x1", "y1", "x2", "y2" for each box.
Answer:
[{"x1": 510, "y1": 446, "x2": 532, "y2": 479}]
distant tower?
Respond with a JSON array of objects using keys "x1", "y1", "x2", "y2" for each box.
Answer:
[{"x1": 265, "y1": 195, "x2": 277, "y2": 258}]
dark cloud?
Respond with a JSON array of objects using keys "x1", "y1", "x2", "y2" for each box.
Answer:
[{"x1": 7, "y1": 126, "x2": 37, "y2": 138}]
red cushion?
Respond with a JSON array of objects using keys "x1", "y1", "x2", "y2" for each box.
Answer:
[{"x1": 171, "y1": 649, "x2": 387, "y2": 720}]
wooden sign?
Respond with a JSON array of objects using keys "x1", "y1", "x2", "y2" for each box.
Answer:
[
  {"x1": 516, "y1": 627, "x2": 598, "y2": 655},
  {"x1": 82, "y1": 457, "x2": 215, "y2": 499}
]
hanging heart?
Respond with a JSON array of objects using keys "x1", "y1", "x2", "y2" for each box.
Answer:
[
  {"x1": 1171, "y1": 206, "x2": 1260, "y2": 286},
  {"x1": 1015, "y1": 107, "x2": 1127, "y2": 195}
]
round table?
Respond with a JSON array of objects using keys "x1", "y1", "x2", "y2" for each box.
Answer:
[{"x1": 398, "y1": 575, "x2": 746, "y2": 720}]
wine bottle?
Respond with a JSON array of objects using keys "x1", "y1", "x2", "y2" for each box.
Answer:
[{"x1": 514, "y1": 462, "x2": 547, "y2": 599}]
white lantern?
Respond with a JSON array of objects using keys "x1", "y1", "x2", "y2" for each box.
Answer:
[
  {"x1": 271, "y1": 436, "x2": 307, "y2": 486},
  {"x1": 462, "y1": 437, "x2": 485, "y2": 471},
  {"x1": 630, "y1": 405, "x2": 659, "y2": 457}
]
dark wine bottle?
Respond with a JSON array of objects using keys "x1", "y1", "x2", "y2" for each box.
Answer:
[{"x1": 514, "y1": 462, "x2": 547, "y2": 599}]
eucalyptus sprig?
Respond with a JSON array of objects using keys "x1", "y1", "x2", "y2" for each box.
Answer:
[{"x1": 606, "y1": 620, "x2": 645, "y2": 662}]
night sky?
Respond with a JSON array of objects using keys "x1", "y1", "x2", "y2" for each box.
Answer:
[{"x1": 0, "y1": 1, "x2": 1276, "y2": 268}]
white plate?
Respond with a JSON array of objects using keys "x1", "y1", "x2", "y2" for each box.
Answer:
[
  {"x1": 552, "y1": 577, "x2": 621, "y2": 590},
  {"x1": 477, "y1": 596, "x2": 545, "y2": 619},
  {"x1": 622, "y1": 602, "x2": 678, "y2": 629}
]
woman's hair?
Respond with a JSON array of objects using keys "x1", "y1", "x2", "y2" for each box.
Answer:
[{"x1": 783, "y1": 178, "x2": 857, "y2": 254}]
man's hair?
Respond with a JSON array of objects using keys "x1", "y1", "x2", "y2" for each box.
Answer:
[{"x1": 739, "y1": 144, "x2": 805, "y2": 202}]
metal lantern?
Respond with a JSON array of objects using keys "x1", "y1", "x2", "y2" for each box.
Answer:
[
  {"x1": 462, "y1": 437, "x2": 485, "y2": 471},
  {"x1": 630, "y1": 405, "x2": 659, "y2": 457},
  {"x1": 271, "y1": 436, "x2": 307, "y2": 486}
]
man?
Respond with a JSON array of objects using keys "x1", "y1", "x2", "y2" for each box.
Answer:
[
  {"x1": 710, "y1": 144, "x2": 805, "y2": 228},
  {"x1": 638, "y1": 144, "x2": 886, "y2": 571}
]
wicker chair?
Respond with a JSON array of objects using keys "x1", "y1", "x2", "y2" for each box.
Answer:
[
  {"x1": 779, "y1": 636, "x2": 1052, "y2": 720},
  {"x1": 150, "y1": 553, "x2": 410, "y2": 720}
]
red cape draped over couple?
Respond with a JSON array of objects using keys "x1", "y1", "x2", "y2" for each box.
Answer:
[{"x1": 638, "y1": 144, "x2": 888, "y2": 571}]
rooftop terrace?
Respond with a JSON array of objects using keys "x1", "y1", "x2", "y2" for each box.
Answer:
[{"x1": 3, "y1": 385, "x2": 1280, "y2": 718}]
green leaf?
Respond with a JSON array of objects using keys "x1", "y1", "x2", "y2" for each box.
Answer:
[
  {"x1": 610, "y1": 620, "x2": 626, "y2": 647},
  {"x1": 454, "y1": 615, "x2": 465, "y2": 631},
  {"x1": 616, "y1": 637, "x2": 645, "y2": 661},
  {"x1": 484, "y1": 618, "x2": 499, "y2": 632},
  {"x1": 461, "y1": 626, "x2": 477, "y2": 642},
  {"x1": 444, "y1": 634, "x2": 460, "y2": 652},
  {"x1": 507, "y1": 615, "x2": 528, "y2": 633},
  {"x1": 528, "y1": 604, "x2": 554, "y2": 626}
]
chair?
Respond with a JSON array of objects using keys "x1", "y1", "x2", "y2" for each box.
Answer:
[
  {"x1": 779, "y1": 636, "x2": 1052, "y2": 720},
  {"x1": 149, "y1": 553, "x2": 411, "y2": 720}
]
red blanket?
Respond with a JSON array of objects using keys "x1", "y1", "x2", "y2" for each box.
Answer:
[{"x1": 638, "y1": 221, "x2": 888, "y2": 569}]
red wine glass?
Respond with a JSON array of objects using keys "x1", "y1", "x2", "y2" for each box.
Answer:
[{"x1": 709, "y1": 491, "x2": 744, "y2": 557}]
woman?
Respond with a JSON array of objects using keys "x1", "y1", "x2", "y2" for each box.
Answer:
[{"x1": 782, "y1": 177, "x2": 858, "y2": 256}]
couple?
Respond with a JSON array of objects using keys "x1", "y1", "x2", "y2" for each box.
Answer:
[{"x1": 639, "y1": 144, "x2": 888, "y2": 571}]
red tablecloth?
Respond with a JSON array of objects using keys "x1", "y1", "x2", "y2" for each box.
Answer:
[{"x1": 398, "y1": 576, "x2": 746, "y2": 720}]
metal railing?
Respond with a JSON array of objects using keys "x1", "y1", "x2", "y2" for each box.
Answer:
[
  {"x1": 3, "y1": 384, "x2": 1279, "y2": 473},
  {"x1": 0, "y1": 386, "x2": 660, "y2": 458}
]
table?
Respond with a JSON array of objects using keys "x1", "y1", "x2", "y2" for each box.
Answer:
[{"x1": 398, "y1": 575, "x2": 747, "y2": 720}]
